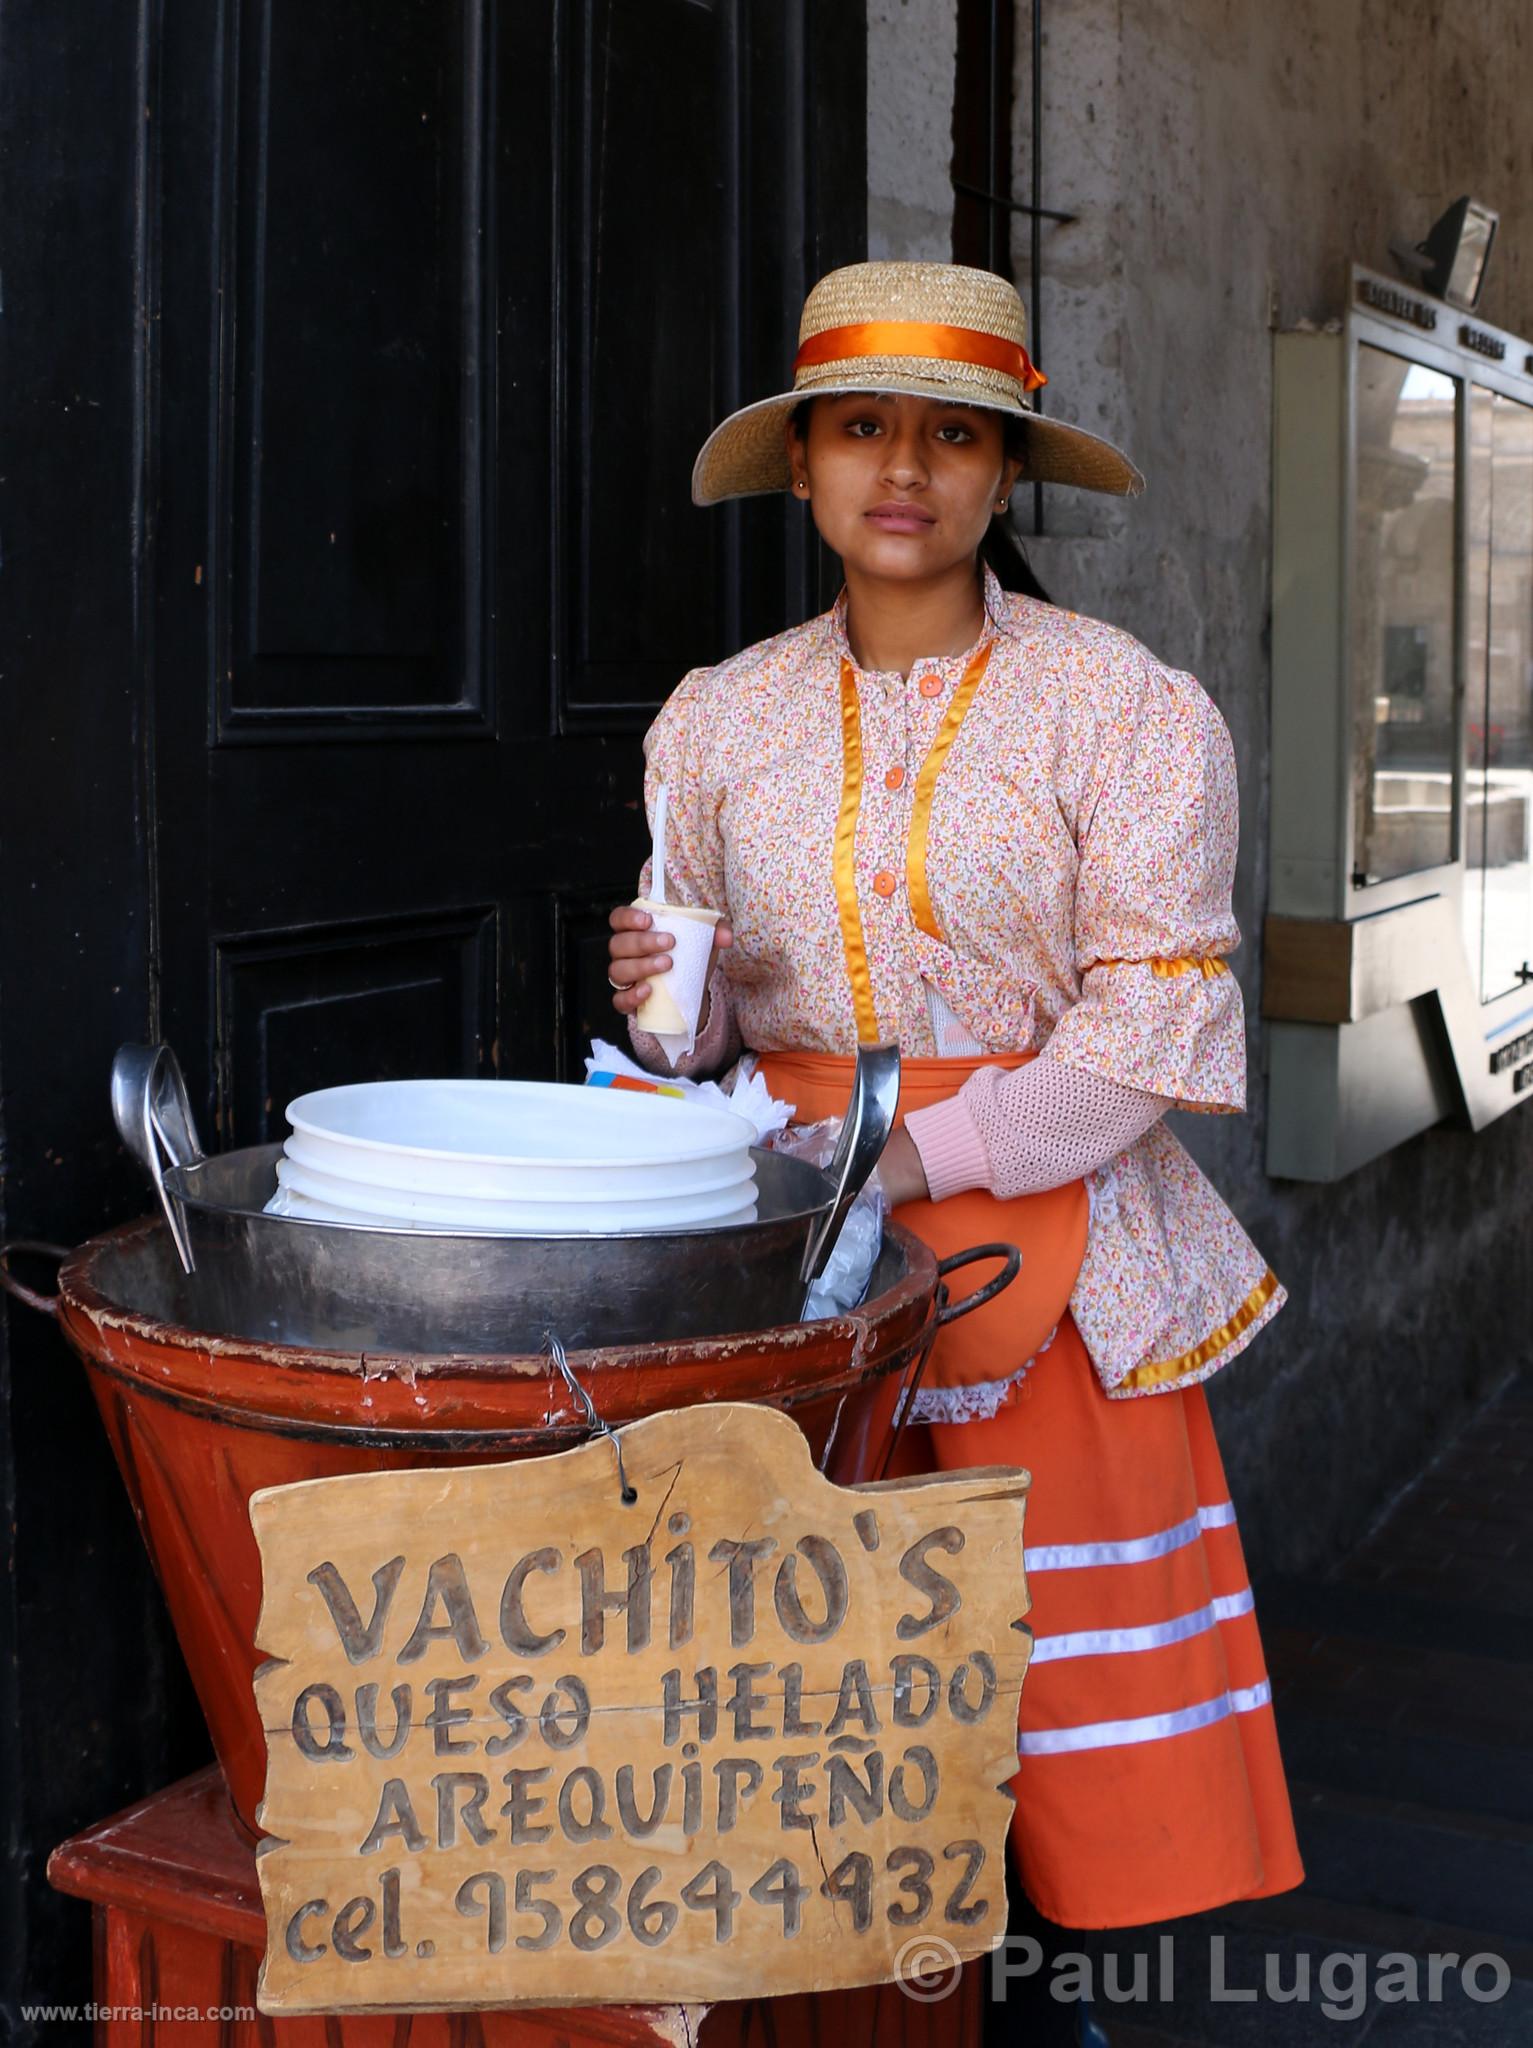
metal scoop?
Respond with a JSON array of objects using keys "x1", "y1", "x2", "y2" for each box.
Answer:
[
  {"x1": 111, "y1": 1043, "x2": 204, "y2": 1274},
  {"x1": 798, "y1": 1039, "x2": 901, "y2": 1295}
]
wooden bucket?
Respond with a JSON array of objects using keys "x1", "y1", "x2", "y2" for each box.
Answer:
[{"x1": 47, "y1": 1215, "x2": 949, "y2": 1836}]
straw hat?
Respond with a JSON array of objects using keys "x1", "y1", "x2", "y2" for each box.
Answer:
[{"x1": 692, "y1": 259, "x2": 1143, "y2": 505}]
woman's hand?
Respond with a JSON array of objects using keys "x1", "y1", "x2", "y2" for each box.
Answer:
[
  {"x1": 607, "y1": 904, "x2": 733, "y2": 1018},
  {"x1": 875, "y1": 1126, "x2": 931, "y2": 1208}
]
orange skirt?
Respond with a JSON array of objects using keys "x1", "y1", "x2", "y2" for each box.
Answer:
[{"x1": 758, "y1": 1050, "x2": 1304, "y2": 1930}]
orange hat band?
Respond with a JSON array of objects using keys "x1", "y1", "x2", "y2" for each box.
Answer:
[{"x1": 792, "y1": 319, "x2": 1047, "y2": 394}]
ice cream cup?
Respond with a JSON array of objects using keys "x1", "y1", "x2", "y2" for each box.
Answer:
[{"x1": 631, "y1": 899, "x2": 723, "y2": 1047}]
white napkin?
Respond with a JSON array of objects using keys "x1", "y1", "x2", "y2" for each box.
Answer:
[
  {"x1": 584, "y1": 1041, "x2": 794, "y2": 1144},
  {"x1": 640, "y1": 911, "x2": 719, "y2": 1062}
]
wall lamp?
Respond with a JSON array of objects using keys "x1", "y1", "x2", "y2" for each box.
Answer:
[{"x1": 1391, "y1": 196, "x2": 1498, "y2": 310}]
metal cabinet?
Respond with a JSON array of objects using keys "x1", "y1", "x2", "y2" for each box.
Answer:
[{"x1": 1267, "y1": 267, "x2": 1533, "y2": 1178}]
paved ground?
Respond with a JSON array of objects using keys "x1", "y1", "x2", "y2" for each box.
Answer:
[{"x1": 1049, "y1": 1369, "x2": 1533, "y2": 2046}]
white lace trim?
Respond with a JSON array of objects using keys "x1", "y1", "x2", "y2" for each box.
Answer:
[
  {"x1": 901, "y1": 1323, "x2": 1060, "y2": 1426},
  {"x1": 924, "y1": 982, "x2": 985, "y2": 1057},
  {"x1": 1086, "y1": 1163, "x2": 1119, "y2": 1228}
]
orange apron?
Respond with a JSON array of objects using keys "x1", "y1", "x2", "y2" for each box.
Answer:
[
  {"x1": 747, "y1": 642, "x2": 1302, "y2": 1927},
  {"x1": 759, "y1": 1049, "x2": 1303, "y2": 1928}
]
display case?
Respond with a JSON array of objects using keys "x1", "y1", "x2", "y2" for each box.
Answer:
[{"x1": 1267, "y1": 267, "x2": 1533, "y2": 1178}]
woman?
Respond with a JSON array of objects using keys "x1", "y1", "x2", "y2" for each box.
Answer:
[{"x1": 608, "y1": 261, "x2": 1302, "y2": 2000}]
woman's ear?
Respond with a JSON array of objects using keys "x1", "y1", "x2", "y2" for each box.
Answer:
[
  {"x1": 999, "y1": 421, "x2": 1027, "y2": 501},
  {"x1": 785, "y1": 419, "x2": 809, "y2": 496}
]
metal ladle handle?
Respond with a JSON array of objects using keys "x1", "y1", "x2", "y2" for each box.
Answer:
[
  {"x1": 798, "y1": 1039, "x2": 901, "y2": 1289},
  {"x1": 110, "y1": 1043, "x2": 205, "y2": 1275}
]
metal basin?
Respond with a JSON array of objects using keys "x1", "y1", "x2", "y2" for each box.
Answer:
[
  {"x1": 107, "y1": 1040, "x2": 905, "y2": 1351},
  {"x1": 152, "y1": 1141, "x2": 850, "y2": 1352}
]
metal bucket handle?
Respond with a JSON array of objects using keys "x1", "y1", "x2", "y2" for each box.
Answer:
[
  {"x1": 0, "y1": 1240, "x2": 70, "y2": 1318},
  {"x1": 110, "y1": 1043, "x2": 205, "y2": 1275},
  {"x1": 871, "y1": 1240, "x2": 1022, "y2": 1480},
  {"x1": 934, "y1": 1242, "x2": 1023, "y2": 1326}
]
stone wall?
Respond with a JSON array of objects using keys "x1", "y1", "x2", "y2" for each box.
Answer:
[
  {"x1": 868, "y1": 0, "x2": 959, "y2": 259},
  {"x1": 868, "y1": 0, "x2": 1533, "y2": 1573}
]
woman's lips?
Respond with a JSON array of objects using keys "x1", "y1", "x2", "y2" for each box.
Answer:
[{"x1": 865, "y1": 501, "x2": 935, "y2": 534}]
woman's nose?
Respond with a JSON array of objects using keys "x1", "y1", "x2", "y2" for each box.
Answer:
[{"x1": 881, "y1": 432, "x2": 928, "y2": 487}]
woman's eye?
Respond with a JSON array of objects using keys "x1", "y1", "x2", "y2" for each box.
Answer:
[
  {"x1": 846, "y1": 418, "x2": 883, "y2": 437},
  {"x1": 936, "y1": 423, "x2": 975, "y2": 442}
]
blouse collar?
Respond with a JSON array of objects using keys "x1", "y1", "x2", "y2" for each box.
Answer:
[{"x1": 823, "y1": 561, "x2": 1016, "y2": 677}]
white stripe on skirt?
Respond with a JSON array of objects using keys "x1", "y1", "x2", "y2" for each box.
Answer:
[
  {"x1": 1030, "y1": 1587, "x2": 1255, "y2": 1663},
  {"x1": 1016, "y1": 1679, "x2": 1273, "y2": 1756},
  {"x1": 1025, "y1": 1500, "x2": 1236, "y2": 1574}
]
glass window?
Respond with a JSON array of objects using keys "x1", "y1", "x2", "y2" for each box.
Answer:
[
  {"x1": 1464, "y1": 386, "x2": 1533, "y2": 1003},
  {"x1": 1350, "y1": 348, "x2": 1459, "y2": 884}
]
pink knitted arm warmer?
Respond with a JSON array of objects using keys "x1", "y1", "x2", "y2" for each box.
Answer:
[
  {"x1": 904, "y1": 1058, "x2": 1169, "y2": 1204},
  {"x1": 626, "y1": 969, "x2": 742, "y2": 1080}
]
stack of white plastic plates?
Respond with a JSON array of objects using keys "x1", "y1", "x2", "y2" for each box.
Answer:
[{"x1": 263, "y1": 1079, "x2": 758, "y2": 1235}]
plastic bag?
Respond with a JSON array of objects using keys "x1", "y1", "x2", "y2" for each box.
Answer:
[
  {"x1": 768, "y1": 1116, "x2": 886, "y2": 1320},
  {"x1": 585, "y1": 1044, "x2": 883, "y2": 1316}
]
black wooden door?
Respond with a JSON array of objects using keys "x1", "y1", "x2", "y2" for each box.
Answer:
[
  {"x1": 0, "y1": 0, "x2": 865, "y2": 2020},
  {"x1": 153, "y1": 0, "x2": 865, "y2": 1140}
]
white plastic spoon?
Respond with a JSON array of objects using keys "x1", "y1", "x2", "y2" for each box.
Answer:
[{"x1": 651, "y1": 782, "x2": 669, "y2": 905}]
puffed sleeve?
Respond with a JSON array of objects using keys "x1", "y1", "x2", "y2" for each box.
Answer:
[
  {"x1": 1039, "y1": 652, "x2": 1246, "y2": 1111},
  {"x1": 625, "y1": 670, "x2": 741, "y2": 1078}
]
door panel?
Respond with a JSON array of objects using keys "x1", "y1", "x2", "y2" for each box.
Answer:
[
  {"x1": 215, "y1": 907, "x2": 498, "y2": 1146},
  {"x1": 224, "y1": 0, "x2": 486, "y2": 728},
  {"x1": 556, "y1": 0, "x2": 726, "y2": 715}
]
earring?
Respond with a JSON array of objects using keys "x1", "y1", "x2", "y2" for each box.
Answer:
[
  {"x1": 795, "y1": 480, "x2": 808, "y2": 493},
  {"x1": 996, "y1": 497, "x2": 1010, "y2": 512}
]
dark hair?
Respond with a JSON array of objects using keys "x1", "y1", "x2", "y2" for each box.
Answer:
[
  {"x1": 787, "y1": 398, "x2": 1052, "y2": 605},
  {"x1": 983, "y1": 418, "x2": 1051, "y2": 601}
]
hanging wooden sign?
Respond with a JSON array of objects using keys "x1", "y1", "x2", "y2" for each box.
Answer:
[{"x1": 251, "y1": 1402, "x2": 1030, "y2": 2017}]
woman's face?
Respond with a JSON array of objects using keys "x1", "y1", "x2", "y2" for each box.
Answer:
[{"x1": 785, "y1": 391, "x2": 1024, "y2": 582}]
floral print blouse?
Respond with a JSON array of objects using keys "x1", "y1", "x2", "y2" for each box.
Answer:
[{"x1": 636, "y1": 563, "x2": 1284, "y2": 1396}]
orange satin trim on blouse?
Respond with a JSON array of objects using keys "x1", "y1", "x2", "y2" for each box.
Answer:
[
  {"x1": 906, "y1": 641, "x2": 995, "y2": 943},
  {"x1": 793, "y1": 320, "x2": 1047, "y2": 394},
  {"x1": 833, "y1": 668, "x2": 880, "y2": 1044},
  {"x1": 1117, "y1": 1266, "x2": 1281, "y2": 1394},
  {"x1": 835, "y1": 639, "x2": 995, "y2": 1039},
  {"x1": 1091, "y1": 955, "x2": 1232, "y2": 980}
]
